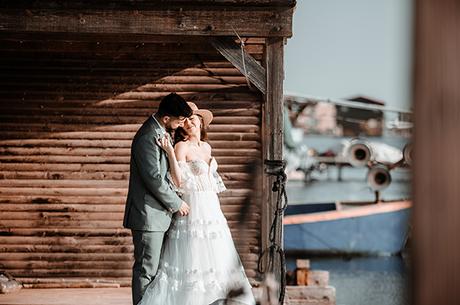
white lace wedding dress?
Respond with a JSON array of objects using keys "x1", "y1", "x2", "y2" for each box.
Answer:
[{"x1": 138, "y1": 157, "x2": 256, "y2": 305}]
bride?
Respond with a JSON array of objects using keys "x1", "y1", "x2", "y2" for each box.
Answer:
[{"x1": 138, "y1": 102, "x2": 256, "y2": 305}]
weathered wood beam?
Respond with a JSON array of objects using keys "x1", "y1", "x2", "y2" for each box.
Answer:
[
  {"x1": 0, "y1": 31, "x2": 266, "y2": 44},
  {"x1": 0, "y1": 8, "x2": 293, "y2": 37},
  {"x1": 0, "y1": 0, "x2": 297, "y2": 9},
  {"x1": 261, "y1": 36, "x2": 285, "y2": 298},
  {"x1": 211, "y1": 37, "x2": 266, "y2": 94}
]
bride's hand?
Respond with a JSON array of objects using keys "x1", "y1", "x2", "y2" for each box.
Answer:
[{"x1": 156, "y1": 134, "x2": 174, "y2": 156}]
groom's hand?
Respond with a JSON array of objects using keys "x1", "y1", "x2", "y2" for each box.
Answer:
[{"x1": 178, "y1": 201, "x2": 190, "y2": 216}]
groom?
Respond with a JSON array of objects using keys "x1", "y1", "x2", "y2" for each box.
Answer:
[{"x1": 123, "y1": 93, "x2": 193, "y2": 305}]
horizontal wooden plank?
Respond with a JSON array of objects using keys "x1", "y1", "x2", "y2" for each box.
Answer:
[
  {"x1": 0, "y1": 141, "x2": 261, "y2": 151},
  {"x1": 0, "y1": 170, "x2": 253, "y2": 180},
  {"x1": 4, "y1": 268, "x2": 258, "y2": 279},
  {"x1": 0, "y1": 211, "x2": 125, "y2": 221},
  {"x1": 0, "y1": 233, "x2": 258, "y2": 246},
  {"x1": 0, "y1": 155, "x2": 257, "y2": 164},
  {"x1": 0, "y1": 244, "x2": 133, "y2": 253},
  {"x1": 0, "y1": 131, "x2": 260, "y2": 142},
  {"x1": 0, "y1": 65, "x2": 248, "y2": 76},
  {"x1": 0, "y1": 31, "x2": 266, "y2": 43},
  {"x1": 0, "y1": 102, "x2": 261, "y2": 112},
  {"x1": 0, "y1": 163, "x2": 251, "y2": 173},
  {"x1": 0, "y1": 90, "x2": 259, "y2": 100},
  {"x1": 0, "y1": 89, "x2": 258, "y2": 100},
  {"x1": 1, "y1": 102, "x2": 261, "y2": 113},
  {"x1": 0, "y1": 186, "x2": 252, "y2": 196},
  {"x1": 0, "y1": 40, "x2": 264, "y2": 56},
  {"x1": 0, "y1": 171, "x2": 127, "y2": 180},
  {"x1": 19, "y1": 282, "x2": 125, "y2": 288},
  {"x1": 0, "y1": 147, "x2": 260, "y2": 157},
  {"x1": 15, "y1": 276, "x2": 130, "y2": 284},
  {"x1": 0, "y1": 237, "x2": 130, "y2": 246},
  {"x1": 0, "y1": 1, "x2": 295, "y2": 9},
  {"x1": 0, "y1": 194, "x2": 252, "y2": 204},
  {"x1": 0, "y1": 147, "x2": 132, "y2": 156},
  {"x1": 0, "y1": 204, "x2": 125, "y2": 213},
  {"x1": 0, "y1": 227, "x2": 259, "y2": 237},
  {"x1": 0, "y1": 244, "x2": 259, "y2": 255},
  {"x1": 0, "y1": 168, "x2": 256, "y2": 179},
  {"x1": 0, "y1": 236, "x2": 258, "y2": 248},
  {"x1": 1, "y1": 82, "x2": 249, "y2": 91},
  {"x1": 0, "y1": 261, "x2": 258, "y2": 273},
  {"x1": 0, "y1": 249, "x2": 260, "y2": 260},
  {"x1": 0, "y1": 205, "x2": 257, "y2": 217},
  {"x1": 0, "y1": 187, "x2": 129, "y2": 196},
  {"x1": 0, "y1": 81, "x2": 258, "y2": 93},
  {"x1": 0, "y1": 219, "x2": 260, "y2": 229},
  {"x1": 0, "y1": 195, "x2": 127, "y2": 204},
  {"x1": 0, "y1": 261, "x2": 134, "y2": 269},
  {"x1": 0, "y1": 91, "x2": 260, "y2": 101},
  {"x1": 0, "y1": 8, "x2": 293, "y2": 37},
  {"x1": 0, "y1": 206, "x2": 258, "y2": 221},
  {"x1": 0, "y1": 66, "x2": 245, "y2": 77},
  {"x1": 0, "y1": 106, "x2": 259, "y2": 116},
  {"x1": 0, "y1": 123, "x2": 260, "y2": 133},
  {"x1": 0, "y1": 204, "x2": 121, "y2": 213},
  {"x1": 0, "y1": 115, "x2": 260, "y2": 125},
  {"x1": 0, "y1": 163, "x2": 130, "y2": 171},
  {"x1": 1, "y1": 269, "x2": 134, "y2": 277},
  {"x1": 0, "y1": 210, "x2": 259, "y2": 221},
  {"x1": 0, "y1": 155, "x2": 130, "y2": 164},
  {"x1": 15, "y1": 278, "x2": 262, "y2": 288},
  {"x1": 0, "y1": 59, "x2": 239, "y2": 70}
]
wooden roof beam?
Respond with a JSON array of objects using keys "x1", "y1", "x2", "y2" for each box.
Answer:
[
  {"x1": 0, "y1": 8, "x2": 293, "y2": 37},
  {"x1": 211, "y1": 37, "x2": 266, "y2": 94},
  {"x1": 0, "y1": 0, "x2": 297, "y2": 9}
]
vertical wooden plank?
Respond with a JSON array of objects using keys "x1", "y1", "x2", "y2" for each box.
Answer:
[
  {"x1": 261, "y1": 37, "x2": 285, "y2": 286},
  {"x1": 412, "y1": 0, "x2": 460, "y2": 304}
]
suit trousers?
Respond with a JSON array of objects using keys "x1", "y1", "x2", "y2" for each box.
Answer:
[{"x1": 131, "y1": 230, "x2": 165, "y2": 305}]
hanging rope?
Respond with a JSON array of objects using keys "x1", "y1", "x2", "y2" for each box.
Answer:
[
  {"x1": 232, "y1": 27, "x2": 252, "y2": 89},
  {"x1": 258, "y1": 159, "x2": 288, "y2": 305}
]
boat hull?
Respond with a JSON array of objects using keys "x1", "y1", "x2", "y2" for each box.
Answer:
[{"x1": 283, "y1": 201, "x2": 411, "y2": 255}]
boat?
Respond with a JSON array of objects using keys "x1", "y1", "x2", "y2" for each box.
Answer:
[{"x1": 283, "y1": 200, "x2": 412, "y2": 255}]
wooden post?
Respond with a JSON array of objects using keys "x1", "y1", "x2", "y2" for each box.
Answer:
[
  {"x1": 261, "y1": 36, "x2": 285, "y2": 293},
  {"x1": 295, "y1": 259, "x2": 310, "y2": 286},
  {"x1": 412, "y1": 0, "x2": 460, "y2": 304}
]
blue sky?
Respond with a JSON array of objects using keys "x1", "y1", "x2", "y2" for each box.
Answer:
[{"x1": 284, "y1": 0, "x2": 414, "y2": 110}]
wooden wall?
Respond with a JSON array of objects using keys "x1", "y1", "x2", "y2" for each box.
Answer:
[{"x1": 0, "y1": 33, "x2": 264, "y2": 288}]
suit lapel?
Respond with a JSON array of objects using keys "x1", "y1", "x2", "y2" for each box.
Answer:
[
  {"x1": 147, "y1": 116, "x2": 164, "y2": 136},
  {"x1": 146, "y1": 116, "x2": 176, "y2": 190},
  {"x1": 147, "y1": 116, "x2": 170, "y2": 164}
]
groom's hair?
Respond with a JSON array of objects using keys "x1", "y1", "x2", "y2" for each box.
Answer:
[{"x1": 156, "y1": 93, "x2": 193, "y2": 118}]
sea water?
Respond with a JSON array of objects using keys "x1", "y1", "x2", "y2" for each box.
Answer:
[{"x1": 286, "y1": 256, "x2": 409, "y2": 305}]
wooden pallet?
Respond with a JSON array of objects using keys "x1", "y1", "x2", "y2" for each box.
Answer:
[{"x1": 284, "y1": 259, "x2": 336, "y2": 305}]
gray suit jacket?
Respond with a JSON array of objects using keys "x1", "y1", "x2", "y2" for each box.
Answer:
[{"x1": 123, "y1": 116, "x2": 182, "y2": 231}]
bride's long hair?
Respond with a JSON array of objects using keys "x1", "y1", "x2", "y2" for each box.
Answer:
[{"x1": 173, "y1": 115, "x2": 208, "y2": 145}]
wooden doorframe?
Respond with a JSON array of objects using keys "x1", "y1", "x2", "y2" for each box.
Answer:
[{"x1": 261, "y1": 37, "x2": 285, "y2": 282}]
